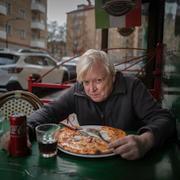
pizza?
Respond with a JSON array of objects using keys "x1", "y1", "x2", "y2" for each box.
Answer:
[{"x1": 57, "y1": 126, "x2": 126, "y2": 155}]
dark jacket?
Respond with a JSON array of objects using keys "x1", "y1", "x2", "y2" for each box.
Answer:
[{"x1": 28, "y1": 72, "x2": 176, "y2": 147}]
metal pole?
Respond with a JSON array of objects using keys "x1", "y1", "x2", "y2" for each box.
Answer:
[
  {"x1": 101, "y1": 28, "x2": 108, "y2": 52},
  {"x1": 145, "y1": 0, "x2": 165, "y2": 89}
]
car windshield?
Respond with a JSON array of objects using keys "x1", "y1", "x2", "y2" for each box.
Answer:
[{"x1": 0, "y1": 54, "x2": 19, "y2": 65}]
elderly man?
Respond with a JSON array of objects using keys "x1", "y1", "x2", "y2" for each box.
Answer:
[{"x1": 26, "y1": 49, "x2": 176, "y2": 160}]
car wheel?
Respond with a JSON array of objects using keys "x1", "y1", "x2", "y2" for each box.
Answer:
[{"x1": 6, "y1": 80, "x2": 23, "y2": 91}]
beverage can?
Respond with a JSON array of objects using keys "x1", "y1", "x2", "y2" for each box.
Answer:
[{"x1": 9, "y1": 113, "x2": 29, "y2": 156}]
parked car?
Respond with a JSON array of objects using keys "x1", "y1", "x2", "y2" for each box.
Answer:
[
  {"x1": 62, "y1": 56, "x2": 79, "y2": 81},
  {"x1": 114, "y1": 61, "x2": 145, "y2": 75},
  {"x1": 0, "y1": 48, "x2": 69, "y2": 91}
]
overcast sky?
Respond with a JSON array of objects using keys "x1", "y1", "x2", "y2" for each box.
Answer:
[{"x1": 47, "y1": 0, "x2": 95, "y2": 25}]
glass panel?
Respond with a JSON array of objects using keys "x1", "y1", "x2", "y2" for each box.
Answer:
[
  {"x1": 0, "y1": 54, "x2": 19, "y2": 65},
  {"x1": 162, "y1": 0, "x2": 180, "y2": 132}
]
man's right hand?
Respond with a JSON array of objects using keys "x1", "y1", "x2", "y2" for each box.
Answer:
[
  {"x1": 0, "y1": 131, "x2": 32, "y2": 151},
  {"x1": 0, "y1": 131, "x2": 10, "y2": 151}
]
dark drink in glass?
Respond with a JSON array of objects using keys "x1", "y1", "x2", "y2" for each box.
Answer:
[
  {"x1": 35, "y1": 123, "x2": 59, "y2": 158},
  {"x1": 38, "y1": 139, "x2": 57, "y2": 157}
]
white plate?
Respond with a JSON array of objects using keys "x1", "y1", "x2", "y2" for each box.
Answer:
[
  {"x1": 58, "y1": 146, "x2": 115, "y2": 158},
  {"x1": 57, "y1": 125, "x2": 116, "y2": 158}
]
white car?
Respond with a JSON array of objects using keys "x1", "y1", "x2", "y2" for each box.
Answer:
[{"x1": 0, "y1": 48, "x2": 69, "y2": 91}]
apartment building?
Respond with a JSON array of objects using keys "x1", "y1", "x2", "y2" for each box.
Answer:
[
  {"x1": 66, "y1": 4, "x2": 96, "y2": 56},
  {"x1": 0, "y1": 0, "x2": 47, "y2": 49}
]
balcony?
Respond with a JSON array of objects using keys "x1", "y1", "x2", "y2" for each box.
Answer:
[
  {"x1": 31, "y1": 21, "x2": 45, "y2": 30},
  {"x1": 0, "y1": 2, "x2": 7, "y2": 15},
  {"x1": 31, "y1": 39, "x2": 46, "y2": 48},
  {"x1": 31, "y1": 1, "x2": 46, "y2": 13}
]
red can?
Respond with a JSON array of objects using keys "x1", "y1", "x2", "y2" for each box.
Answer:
[{"x1": 9, "y1": 113, "x2": 29, "y2": 157}]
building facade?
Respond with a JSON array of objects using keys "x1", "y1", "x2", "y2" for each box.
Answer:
[
  {"x1": 0, "y1": 0, "x2": 47, "y2": 50},
  {"x1": 66, "y1": 4, "x2": 145, "y2": 64},
  {"x1": 66, "y1": 4, "x2": 96, "y2": 56}
]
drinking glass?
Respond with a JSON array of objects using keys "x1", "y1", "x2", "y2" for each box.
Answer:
[{"x1": 35, "y1": 123, "x2": 59, "y2": 158}]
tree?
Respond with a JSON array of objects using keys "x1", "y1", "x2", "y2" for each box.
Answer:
[
  {"x1": 47, "y1": 21, "x2": 67, "y2": 58},
  {"x1": 47, "y1": 21, "x2": 66, "y2": 42},
  {"x1": 57, "y1": 24, "x2": 66, "y2": 42}
]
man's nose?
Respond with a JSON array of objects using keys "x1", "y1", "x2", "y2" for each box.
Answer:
[{"x1": 89, "y1": 82, "x2": 97, "y2": 91}]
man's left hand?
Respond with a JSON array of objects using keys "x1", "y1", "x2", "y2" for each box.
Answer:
[{"x1": 108, "y1": 131, "x2": 154, "y2": 160}]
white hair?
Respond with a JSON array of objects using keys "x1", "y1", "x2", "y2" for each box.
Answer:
[{"x1": 76, "y1": 49, "x2": 115, "y2": 82}]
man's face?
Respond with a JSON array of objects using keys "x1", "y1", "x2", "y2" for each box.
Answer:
[{"x1": 82, "y1": 61, "x2": 114, "y2": 102}]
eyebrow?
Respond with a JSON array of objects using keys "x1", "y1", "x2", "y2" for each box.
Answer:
[{"x1": 82, "y1": 75, "x2": 107, "y2": 82}]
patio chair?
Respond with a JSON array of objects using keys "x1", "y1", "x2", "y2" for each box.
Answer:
[{"x1": 0, "y1": 90, "x2": 43, "y2": 120}]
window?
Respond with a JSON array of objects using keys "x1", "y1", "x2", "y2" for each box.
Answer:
[
  {"x1": 19, "y1": 9, "x2": 26, "y2": 19},
  {"x1": 24, "y1": 56, "x2": 43, "y2": 65},
  {"x1": 6, "y1": 24, "x2": 11, "y2": 35},
  {"x1": 44, "y1": 57, "x2": 56, "y2": 66},
  {"x1": 6, "y1": 3, "x2": 11, "y2": 15},
  {"x1": 0, "y1": 54, "x2": 19, "y2": 65},
  {"x1": 34, "y1": 0, "x2": 43, "y2": 3},
  {"x1": 24, "y1": 56, "x2": 56, "y2": 66},
  {"x1": 17, "y1": 29, "x2": 26, "y2": 39}
]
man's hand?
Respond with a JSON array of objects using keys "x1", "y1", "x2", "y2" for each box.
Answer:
[
  {"x1": 108, "y1": 131, "x2": 154, "y2": 160},
  {"x1": 0, "y1": 131, "x2": 32, "y2": 152},
  {"x1": 0, "y1": 131, "x2": 10, "y2": 151}
]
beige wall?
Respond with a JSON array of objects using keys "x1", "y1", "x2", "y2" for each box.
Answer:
[{"x1": 0, "y1": 0, "x2": 47, "y2": 49}]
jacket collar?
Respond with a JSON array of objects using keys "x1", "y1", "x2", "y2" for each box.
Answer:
[{"x1": 112, "y1": 71, "x2": 127, "y2": 95}]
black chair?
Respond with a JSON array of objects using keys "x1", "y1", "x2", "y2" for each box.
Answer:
[{"x1": 0, "y1": 90, "x2": 43, "y2": 120}]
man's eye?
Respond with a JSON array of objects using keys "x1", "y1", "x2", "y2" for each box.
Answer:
[
  {"x1": 83, "y1": 81, "x2": 89, "y2": 85},
  {"x1": 96, "y1": 79, "x2": 103, "y2": 83}
]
